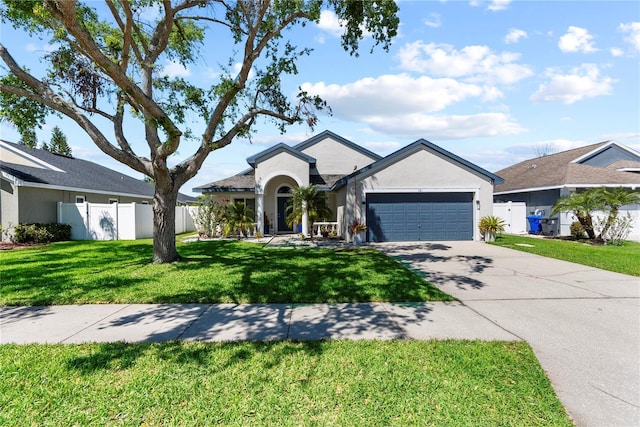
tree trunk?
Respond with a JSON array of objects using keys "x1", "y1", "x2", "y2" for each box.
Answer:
[
  {"x1": 152, "y1": 185, "x2": 180, "y2": 263},
  {"x1": 578, "y1": 214, "x2": 596, "y2": 240}
]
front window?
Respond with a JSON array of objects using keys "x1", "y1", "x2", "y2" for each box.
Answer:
[
  {"x1": 233, "y1": 197, "x2": 255, "y2": 214},
  {"x1": 75, "y1": 195, "x2": 85, "y2": 203}
]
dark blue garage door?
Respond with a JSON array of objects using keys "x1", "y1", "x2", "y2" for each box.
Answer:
[{"x1": 366, "y1": 193, "x2": 473, "y2": 242}]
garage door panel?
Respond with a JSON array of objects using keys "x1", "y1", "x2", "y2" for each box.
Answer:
[{"x1": 367, "y1": 193, "x2": 473, "y2": 242}]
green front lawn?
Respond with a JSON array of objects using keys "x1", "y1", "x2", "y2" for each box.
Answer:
[
  {"x1": 0, "y1": 239, "x2": 453, "y2": 306},
  {"x1": 0, "y1": 340, "x2": 572, "y2": 426},
  {"x1": 490, "y1": 234, "x2": 640, "y2": 276}
]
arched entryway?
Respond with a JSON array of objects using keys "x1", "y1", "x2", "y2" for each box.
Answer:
[{"x1": 276, "y1": 186, "x2": 293, "y2": 233}]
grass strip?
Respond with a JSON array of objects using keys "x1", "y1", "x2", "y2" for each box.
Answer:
[
  {"x1": 490, "y1": 234, "x2": 640, "y2": 276},
  {"x1": 0, "y1": 340, "x2": 571, "y2": 426},
  {"x1": 0, "y1": 239, "x2": 453, "y2": 305}
]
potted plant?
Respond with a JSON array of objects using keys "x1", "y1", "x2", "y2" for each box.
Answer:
[
  {"x1": 478, "y1": 216, "x2": 505, "y2": 242},
  {"x1": 350, "y1": 220, "x2": 367, "y2": 244}
]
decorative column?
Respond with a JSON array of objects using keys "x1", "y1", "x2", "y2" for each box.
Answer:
[
  {"x1": 301, "y1": 200, "x2": 309, "y2": 237},
  {"x1": 255, "y1": 185, "x2": 264, "y2": 234}
]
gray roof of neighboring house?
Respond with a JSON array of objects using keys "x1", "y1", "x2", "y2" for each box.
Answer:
[
  {"x1": 494, "y1": 141, "x2": 640, "y2": 194},
  {"x1": 332, "y1": 138, "x2": 504, "y2": 190},
  {"x1": 1, "y1": 140, "x2": 197, "y2": 203}
]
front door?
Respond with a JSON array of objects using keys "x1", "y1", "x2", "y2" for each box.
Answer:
[{"x1": 277, "y1": 196, "x2": 293, "y2": 233}]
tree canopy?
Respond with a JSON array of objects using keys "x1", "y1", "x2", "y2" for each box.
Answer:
[{"x1": 0, "y1": 0, "x2": 399, "y2": 262}]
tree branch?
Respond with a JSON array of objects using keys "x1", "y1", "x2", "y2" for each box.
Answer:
[
  {"x1": 46, "y1": 0, "x2": 182, "y2": 149},
  {"x1": 0, "y1": 44, "x2": 149, "y2": 175}
]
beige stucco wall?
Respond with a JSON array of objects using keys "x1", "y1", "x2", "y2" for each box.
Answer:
[
  {"x1": 354, "y1": 147, "x2": 495, "y2": 241},
  {"x1": 255, "y1": 152, "x2": 310, "y2": 188},
  {"x1": 299, "y1": 136, "x2": 377, "y2": 175}
]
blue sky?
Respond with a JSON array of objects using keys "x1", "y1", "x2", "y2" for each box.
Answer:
[{"x1": 1, "y1": 0, "x2": 639, "y2": 196}]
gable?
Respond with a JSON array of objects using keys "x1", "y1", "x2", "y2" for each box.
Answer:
[
  {"x1": 294, "y1": 130, "x2": 381, "y2": 175},
  {"x1": 299, "y1": 136, "x2": 379, "y2": 175},
  {"x1": 577, "y1": 144, "x2": 640, "y2": 168},
  {"x1": 361, "y1": 144, "x2": 497, "y2": 189},
  {"x1": 246, "y1": 143, "x2": 315, "y2": 168},
  {"x1": 254, "y1": 151, "x2": 311, "y2": 187}
]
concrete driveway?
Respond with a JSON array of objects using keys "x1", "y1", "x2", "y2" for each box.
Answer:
[{"x1": 375, "y1": 241, "x2": 639, "y2": 427}]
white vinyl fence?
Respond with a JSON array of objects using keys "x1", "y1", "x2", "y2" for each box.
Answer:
[
  {"x1": 58, "y1": 202, "x2": 197, "y2": 240},
  {"x1": 492, "y1": 202, "x2": 527, "y2": 235}
]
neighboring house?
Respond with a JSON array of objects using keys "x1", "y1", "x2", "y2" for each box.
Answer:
[
  {"x1": 194, "y1": 130, "x2": 503, "y2": 242},
  {"x1": 0, "y1": 140, "x2": 197, "y2": 235},
  {"x1": 493, "y1": 140, "x2": 640, "y2": 240}
]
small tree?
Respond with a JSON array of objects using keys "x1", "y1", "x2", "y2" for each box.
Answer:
[
  {"x1": 223, "y1": 201, "x2": 255, "y2": 238},
  {"x1": 45, "y1": 126, "x2": 72, "y2": 156},
  {"x1": 19, "y1": 129, "x2": 38, "y2": 149},
  {"x1": 286, "y1": 185, "x2": 332, "y2": 232},
  {"x1": 194, "y1": 195, "x2": 224, "y2": 238}
]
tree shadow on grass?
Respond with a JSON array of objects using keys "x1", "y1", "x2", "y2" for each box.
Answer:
[
  {"x1": 2, "y1": 239, "x2": 453, "y2": 306},
  {"x1": 65, "y1": 340, "x2": 327, "y2": 375}
]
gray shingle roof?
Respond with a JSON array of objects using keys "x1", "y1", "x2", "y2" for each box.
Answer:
[
  {"x1": 494, "y1": 142, "x2": 640, "y2": 193},
  {"x1": 1, "y1": 140, "x2": 197, "y2": 203}
]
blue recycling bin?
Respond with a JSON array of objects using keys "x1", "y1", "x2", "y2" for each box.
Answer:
[{"x1": 526, "y1": 215, "x2": 543, "y2": 234}]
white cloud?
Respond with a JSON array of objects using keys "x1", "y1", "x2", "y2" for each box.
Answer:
[
  {"x1": 530, "y1": 64, "x2": 615, "y2": 104},
  {"x1": 619, "y1": 22, "x2": 640, "y2": 52},
  {"x1": 299, "y1": 73, "x2": 525, "y2": 139},
  {"x1": 505, "y1": 28, "x2": 527, "y2": 44},
  {"x1": 488, "y1": 0, "x2": 511, "y2": 12},
  {"x1": 396, "y1": 41, "x2": 533, "y2": 85},
  {"x1": 610, "y1": 47, "x2": 624, "y2": 57},
  {"x1": 301, "y1": 74, "x2": 497, "y2": 117},
  {"x1": 365, "y1": 112, "x2": 525, "y2": 139},
  {"x1": 161, "y1": 61, "x2": 191, "y2": 78},
  {"x1": 558, "y1": 26, "x2": 598, "y2": 53},
  {"x1": 316, "y1": 10, "x2": 344, "y2": 38},
  {"x1": 424, "y1": 13, "x2": 441, "y2": 29},
  {"x1": 470, "y1": 0, "x2": 511, "y2": 12}
]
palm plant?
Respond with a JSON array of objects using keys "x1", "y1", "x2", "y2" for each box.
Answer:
[
  {"x1": 596, "y1": 187, "x2": 640, "y2": 239},
  {"x1": 478, "y1": 216, "x2": 505, "y2": 242},
  {"x1": 551, "y1": 191, "x2": 604, "y2": 240},
  {"x1": 286, "y1": 185, "x2": 332, "y2": 231},
  {"x1": 222, "y1": 201, "x2": 255, "y2": 238}
]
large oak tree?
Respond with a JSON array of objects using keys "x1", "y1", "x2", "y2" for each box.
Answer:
[{"x1": 0, "y1": 0, "x2": 398, "y2": 262}]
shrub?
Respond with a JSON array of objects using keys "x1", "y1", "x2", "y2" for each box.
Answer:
[
  {"x1": 195, "y1": 196, "x2": 226, "y2": 238},
  {"x1": 594, "y1": 214, "x2": 634, "y2": 246},
  {"x1": 12, "y1": 223, "x2": 71, "y2": 244},
  {"x1": 569, "y1": 221, "x2": 586, "y2": 239}
]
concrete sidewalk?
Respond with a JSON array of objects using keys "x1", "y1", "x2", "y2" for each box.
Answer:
[{"x1": 0, "y1": 301, "x2": 518, "y2": 344}]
